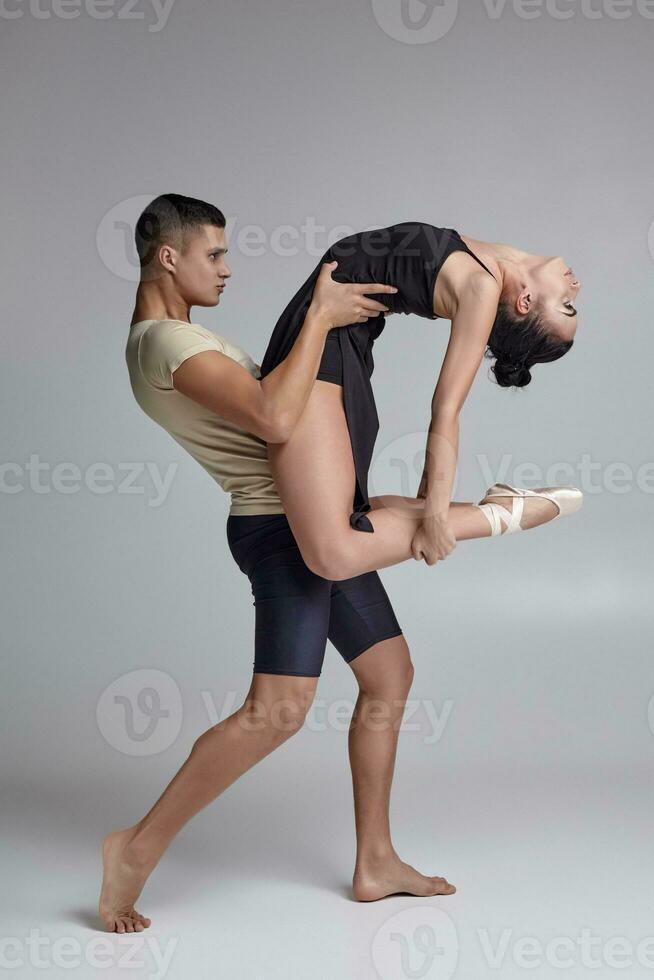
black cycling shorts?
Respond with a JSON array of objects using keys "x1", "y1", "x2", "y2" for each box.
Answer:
[{"x1": 226, "y1": 513, "x2": 403, "y2": 677}]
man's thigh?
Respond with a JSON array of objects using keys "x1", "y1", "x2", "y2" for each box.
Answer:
[{"x1": 327, "y1": 569, "x2": 404, "y2": 670}]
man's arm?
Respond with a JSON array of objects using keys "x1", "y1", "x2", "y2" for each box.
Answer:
[{"x1": 172, "y1": 262, "x2": 397, "y2": 443}]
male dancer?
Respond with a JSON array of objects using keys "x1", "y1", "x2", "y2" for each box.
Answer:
[{"x1": 101, "y1": 193, "x2": 455, "y2": 933}]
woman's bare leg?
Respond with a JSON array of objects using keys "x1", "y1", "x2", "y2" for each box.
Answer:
[
  {"x1": 268, "y1": 381, "x2": 558, "y2": 581},
  {"x1": 345, "y1": 634, "x2": 456, "y2": 901},
  {"x1": 98, "y1": 673, "x2": 318, "y2": 932}
]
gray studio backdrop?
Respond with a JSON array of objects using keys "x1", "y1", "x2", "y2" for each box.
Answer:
[{"x1": 2, "y1": 1, "x2": 653, "y2": 978}]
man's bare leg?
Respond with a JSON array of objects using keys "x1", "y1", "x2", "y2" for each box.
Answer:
[
  {"x1": 268, "y1": 382, "x2": 560, "y2": 582},
  {"x1": 99, "y1": 673, "x2": 318, "y2": 932},
  {"x1": 344, "y1": 635, "x2": 455, "y2": 900}
]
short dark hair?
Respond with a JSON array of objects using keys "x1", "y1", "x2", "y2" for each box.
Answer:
[
  {"x1": 484, "y1": 303, "x2": 574, "y2": 388},
  {"x1": 135, "y1": 193, "x2": 226, "y2": 276}
]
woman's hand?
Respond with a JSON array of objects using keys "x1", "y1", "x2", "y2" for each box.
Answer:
[
  {"x1": 410, "y1": 514, "x2": 457, "y2": 566},
  {"x1": 310, "y1": 260, "x2": 398, "y2": 331}
]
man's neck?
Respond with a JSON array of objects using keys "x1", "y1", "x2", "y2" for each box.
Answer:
[{"x1": 131, "y1": 281, "x2": 191, "y2": 326}]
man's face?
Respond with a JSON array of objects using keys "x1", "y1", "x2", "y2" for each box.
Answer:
[{"x1": 171, "y1": 224, "x2": 232, "y2": 307}]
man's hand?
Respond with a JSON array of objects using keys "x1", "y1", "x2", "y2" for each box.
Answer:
[
  {"x1": 411, "y1": 514, "x2": 457, "y2": 566},
  {"x1": 310, "y1": 260, "x2": 398, "y2": 330}
]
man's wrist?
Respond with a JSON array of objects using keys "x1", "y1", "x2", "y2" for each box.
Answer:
[{"x1": 306, "y1": 304, "x2": 334, "y2": 334}]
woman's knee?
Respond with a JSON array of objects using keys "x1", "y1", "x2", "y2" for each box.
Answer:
[{"x1": 303, "y1": 535, "x2": 359, "y2": 581}]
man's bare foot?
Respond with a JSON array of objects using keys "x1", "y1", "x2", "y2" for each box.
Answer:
[
  {"x1": 352, "y1": 852, "x2": 456, "y2": 902},
  {"x1": 99, "y1": 828, "x2": 152, "y2": 932}
]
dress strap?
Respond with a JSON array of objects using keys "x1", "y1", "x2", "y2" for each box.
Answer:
[{"x1": 455, "y1": 234, "x2": 498, "y2": 284}]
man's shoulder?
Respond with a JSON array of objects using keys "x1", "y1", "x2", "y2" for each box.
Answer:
[{"x1": 138, "y1": 318, "x2": 225, "y2": 351}]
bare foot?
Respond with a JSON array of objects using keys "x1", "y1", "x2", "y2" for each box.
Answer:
[
  {"x1": 478, "y1": 492, "x2": 559, "y2": 532},
  {"x1": 352, "y1": 852, "x2": 456, "y2": 902},
  {"x1": 99, "y1": 828, "x2": 152, "y2": 932}
]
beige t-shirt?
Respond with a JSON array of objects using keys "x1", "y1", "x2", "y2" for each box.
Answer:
[{"x1": 125, "y1": 318, "x2": 285, "y2": 516}]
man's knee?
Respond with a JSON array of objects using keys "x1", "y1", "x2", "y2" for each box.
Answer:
[
  {"x1": 244, "y1": 676, "x2": 317, "y2": 740},
  {"x1": 266, "y1": 692, "x2": 313, "y2": 739},
  {"x1": 403, "y1": 658, "x2": 415, "y2": 691},
  {"x1": 355, "y1": 645, "x2": 415, "y2": 697},
  {"x1": 373, "y1": 657, "x2": 414, "y2": 697}
]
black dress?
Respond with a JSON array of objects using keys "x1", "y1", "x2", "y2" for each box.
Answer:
[{"x1": 259, "y1": 222, "x2": 496, "y2": 533}]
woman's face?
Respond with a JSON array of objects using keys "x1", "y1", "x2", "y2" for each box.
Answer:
[{"x1": 528, "y1": 256, "x2": 581, "y2": 342}]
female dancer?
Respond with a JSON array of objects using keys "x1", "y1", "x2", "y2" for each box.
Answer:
[{"x1": 259, "y1": 222, "x2": 583, "y2": 581}]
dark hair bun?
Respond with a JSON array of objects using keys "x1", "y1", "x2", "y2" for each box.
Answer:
[{"x1": 492, "y1": 358, "x2": 532, "y2": 388}]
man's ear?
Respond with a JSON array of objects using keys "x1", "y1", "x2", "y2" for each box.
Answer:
[
  {"x1": 516, "y1": 287, "x2": 532, "y2": 316},
  {"x1": 158, "y1": 244, "x2": 177, "y2": 274}
]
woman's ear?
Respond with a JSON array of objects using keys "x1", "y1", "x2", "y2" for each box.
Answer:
[{"x1": 516, "y1": 287, "x2": 532, "y2": 316}]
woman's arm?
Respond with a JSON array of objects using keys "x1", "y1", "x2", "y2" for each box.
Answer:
[
  {"x1": 411, "y1": 272, "x2": 499, "y2": 564},
  {"x1": 172, "y1": 261, "x2": 397, "y2": 443}
]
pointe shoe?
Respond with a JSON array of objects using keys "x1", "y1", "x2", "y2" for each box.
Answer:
[{"x1": 474, "y1": 482, "x2": 583, "y2": 536}]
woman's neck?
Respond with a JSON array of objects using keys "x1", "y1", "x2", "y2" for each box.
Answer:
[
  {"x1": 460, "y1": 235, "x2": 532, "y2": 265},
  {"x1": 459, "y1": 235, "x2": 543, "y2": 290}
]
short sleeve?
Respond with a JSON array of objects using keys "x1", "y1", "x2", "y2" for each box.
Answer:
[{"x1": 138, "y1": 321, "x2": 222, "y2": 390}]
